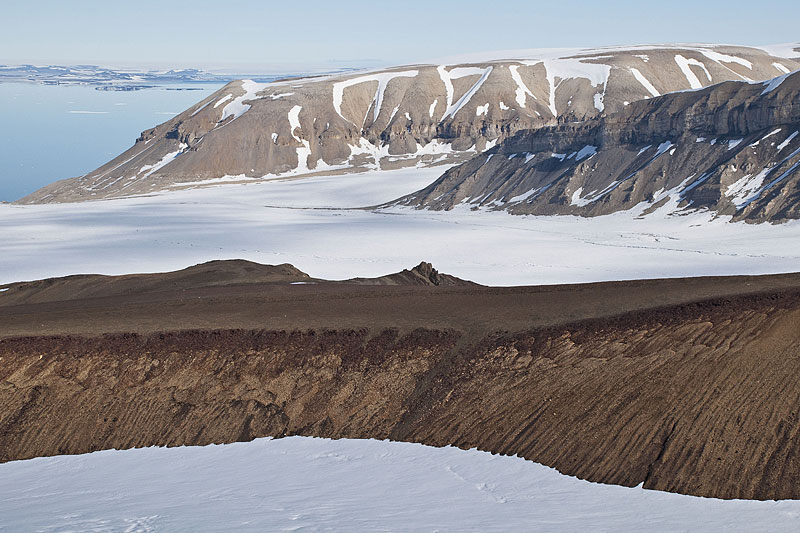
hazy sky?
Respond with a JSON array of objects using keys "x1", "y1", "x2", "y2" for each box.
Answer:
[{"x1": 3, "y1": 1, "x2": 799, "y2": 71}]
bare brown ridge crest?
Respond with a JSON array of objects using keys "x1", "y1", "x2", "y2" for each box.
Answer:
[{"x1": 3, "y1": 260, "x2": 800, "y2": 500}]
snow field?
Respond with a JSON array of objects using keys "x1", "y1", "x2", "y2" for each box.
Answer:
[
  {"x1": 3, "y1": 165, "x2": 800, "y2": 286},
  {"x1": 2, "y1": 437, "x2": 799, "y2": 532}
]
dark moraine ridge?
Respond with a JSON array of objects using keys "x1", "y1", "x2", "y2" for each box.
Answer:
[{"x1": 2, "y1": 261, "x2": 800, "y2": 500}]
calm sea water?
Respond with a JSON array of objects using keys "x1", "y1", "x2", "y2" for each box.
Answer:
[{"x1": 0, "y1": 82, "x2": 224, "y2": 201}]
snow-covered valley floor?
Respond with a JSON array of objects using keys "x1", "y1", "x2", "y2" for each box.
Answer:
[
  {"x1": 2, "y1": 436, "x2": 799, "y2": 532},
  {"x1": 2, "y1": 165, "x2": 800, "y2": 286}
]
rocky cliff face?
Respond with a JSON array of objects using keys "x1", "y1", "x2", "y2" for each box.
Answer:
[
  {"x1": 391, "y1": 69, "x2": 800, "y2": 223},
  {"x1": 4, "y1": 288, "x2": 800, "y2": 500},
  {"x1": 19, "y1": 44, "x2": 799, "y2": 203},
  {"x1": 5, "y1": 263, "x2": 800, "y2": 499},
  {"x1": 344, "y1": 261, "x2": 476, "y2": 286}
]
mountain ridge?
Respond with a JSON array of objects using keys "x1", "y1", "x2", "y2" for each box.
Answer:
[
  {"x1": 18, "y1": 43, "x2": 799, "y2": 203},
  {"x1": 389, "y1": 69, "x2": 800, "y2": 222},
  {"x1": 0, "y1": 260, "x2": 475, "y2": 308}
]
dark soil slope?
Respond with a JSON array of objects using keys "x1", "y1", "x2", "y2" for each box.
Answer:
[{"x1": 2, "y1": 262, "x2": 800, "y2": 500}]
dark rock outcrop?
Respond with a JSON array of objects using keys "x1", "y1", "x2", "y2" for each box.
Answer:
[
  {"x1": 391, "y1": 70, "x2": 800, "y2": 222},
  {"x1": 345, "y1": 261, "x2": 476, "y2": 286}
]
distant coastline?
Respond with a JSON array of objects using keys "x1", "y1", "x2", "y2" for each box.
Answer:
[{"x1": 0, "y1": 64, "x2": 360, "y2": 90}]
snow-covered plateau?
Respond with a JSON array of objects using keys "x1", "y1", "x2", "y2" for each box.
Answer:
[
  {"x1": 2, "y1": 165, "x2": 800, "y2": 286},
  {"x1": 2, "y1": 436, "x2": 799, "y2": 532}
]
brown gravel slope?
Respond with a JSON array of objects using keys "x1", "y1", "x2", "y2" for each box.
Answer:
[{"x1": 2, "y1": 262, "x2": 800, "y2": 500}]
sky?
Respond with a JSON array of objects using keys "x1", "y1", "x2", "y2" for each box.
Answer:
[{"x1": 2, "y1": 0, "x2": 799, "y2": 72}]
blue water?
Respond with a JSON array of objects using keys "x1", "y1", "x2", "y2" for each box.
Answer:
[{"x1": 0, "y1": 82, "x2": 224, "y2": 201}]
